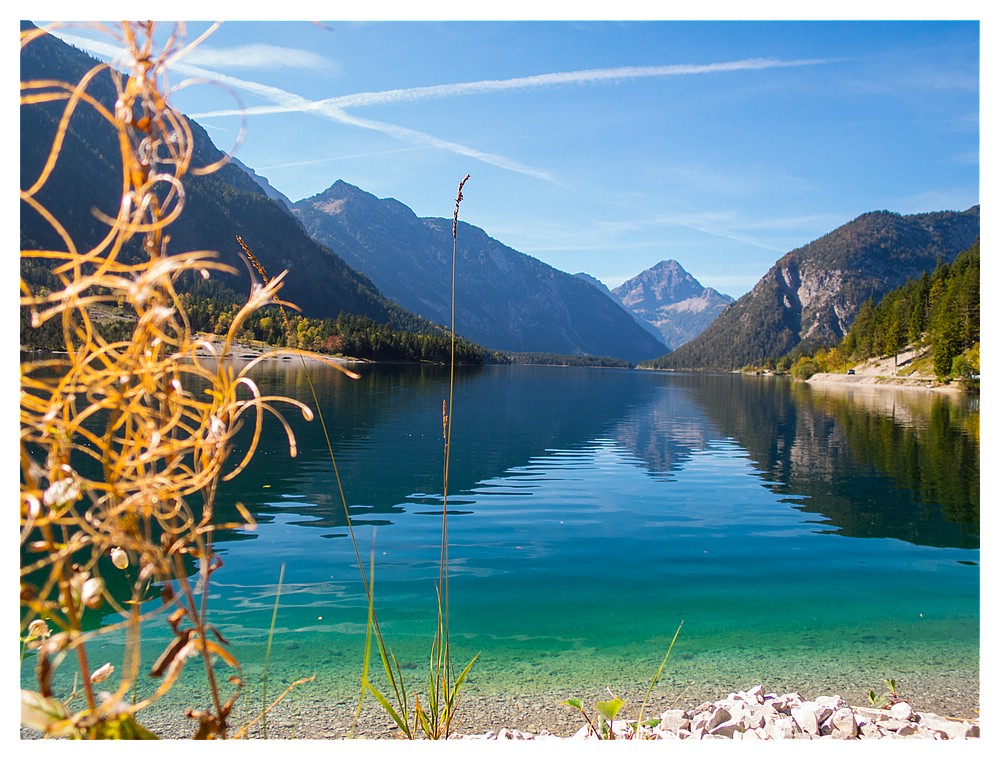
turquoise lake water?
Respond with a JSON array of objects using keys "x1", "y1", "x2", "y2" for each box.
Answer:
[{"x1": 22, "y1": 363, "x2": 980, "y2": 729}]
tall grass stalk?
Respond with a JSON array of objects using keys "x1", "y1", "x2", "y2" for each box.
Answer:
[
  {"x1": 260, "y1": 563, "x2": 285, "y2": 739},
  {"x1": 353, "y1": 175, "x2": 477, "y2": 739},
  {"x1": 241, "y1": 179, "x2": 477, "y2": 738}
]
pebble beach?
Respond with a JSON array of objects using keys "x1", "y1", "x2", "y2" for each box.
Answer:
[{"x1": 29, "y1": 667, "x2": 975, "y2": 741}]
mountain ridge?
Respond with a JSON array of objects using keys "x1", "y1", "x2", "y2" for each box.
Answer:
[
  {"x1": 291, "y1": 181, "x2": 669, "y2": 363},
  {"x1": 649, "y1": 207, "x2": 981, "y2": 371}
]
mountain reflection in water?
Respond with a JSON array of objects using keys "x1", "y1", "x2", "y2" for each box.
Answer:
[{"x1": 216, "y1": 364, "x2": 978, "y2": 550}]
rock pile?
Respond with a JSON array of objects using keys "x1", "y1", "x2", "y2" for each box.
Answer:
[{"x1": 456, "y1": 685, "x2": 979, "y2": 740}]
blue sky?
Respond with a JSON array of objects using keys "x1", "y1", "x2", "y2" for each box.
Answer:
[{"x1": 33, "y1": 9, "x2": 981, "y2": 298}]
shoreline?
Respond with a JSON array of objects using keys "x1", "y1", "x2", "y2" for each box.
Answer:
[
  {"x1": 191, "y1": 335, "x2": 369, "y2": 367},
  {"x1": 805, "y1": 372, "x2": 964, "y2": 393},
  {"x1": 31, "y1": 669, "x2": 975, "y2": 740}
]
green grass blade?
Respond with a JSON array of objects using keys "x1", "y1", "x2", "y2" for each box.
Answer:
[
  {"x1": 353, "y1": 553, "x2": 377, "y2": 738},
  {"x1": 441, "y1": 652, "x2": 479, "y2": 737},
  {"x1": 365, "y1": 682, "x2": 410, "y2": 736},
  {"x1": 637, "y1": 619, "x2": 684, "y2": 724},
  {"x1": 260, "y1": 563, "x2": 285, "y2": 739},
  {"x1": 448, "y1": 652, "x2": 479, "y2": 704}
]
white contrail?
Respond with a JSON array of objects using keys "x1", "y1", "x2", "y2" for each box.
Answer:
[
  {"x1": 320, "y1": 58, "x2": 830, "y2": 109},
  {"x1": 190, "y1": 57, "x2": 830, "y2": 118}
]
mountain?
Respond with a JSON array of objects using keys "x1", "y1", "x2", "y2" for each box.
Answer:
[
  {"x1": 291, "y1": 182, "x2": 669, "y2": 363},
  {"x1": 19, "y1": 22, "x2": 441, "y2": 335},
  {"x1": 649, "y1": 207, "x2": 981, "y2": 371},
  {"x1": 231, "y1": 157, "x2": 293, "y2": 209},
  {"x1": 610, "y1": 260, "x2": 734, "y2": 350},
  {"x1": 573, "y1": 272, "x2": 669, "y2": 345}
]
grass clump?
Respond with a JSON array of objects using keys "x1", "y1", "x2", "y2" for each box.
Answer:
[{"x1": 354, "y1": 175, "x2": 478, "y2": 739}]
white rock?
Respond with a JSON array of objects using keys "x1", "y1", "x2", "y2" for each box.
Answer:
[
  {"x1": 706, "y1": 706, "x2": 732, "y2": 731},
  {"x1": 816, "y1": 694, "x2": 849, "y2": 711},
  {"x1": 767, "y1": 715, "x2": 801, "y2": 739},
  {"x1": 791, "y1": 702, "x2": 827, "y2": 735},
  {"x1": 855, "y1": 706, "x2": 892, "y2": 723},
  {"x1": 917, "y1": 713, "x2": 979, "y2": 739},
  {"x1": 896, "y1": 723, "x2": 923, "y2": 737},
  {"x1": 890, "y1": 701, "x2": 914, "y2": 721},
  {"x1": 769, "y1": 692, "x2": 804, "y2": 711},
  {"x1": 742, "y1": 706, "x2": 767, "y2": 729},
  {"x1": 860, "y1": 721, "x2": 885, "y2": 739},
  {"x1": 744, "y1": 685, "x2": 765, "y2": 703},
  {"x1": 759, "y1": 702, "x2": 780, "y2": 724},
  {"x1": 659, "y1": 709, "x2": 690, "y2": 733},
  {"x1": 711, "y1": 722, "x2": 742, "y2": 739},
  {"x1": 880, "y1": 718, "x2": 912, "y2": 732},
  {"x1": 826, "y1": 707, "x2": 859, "y2": 738}
]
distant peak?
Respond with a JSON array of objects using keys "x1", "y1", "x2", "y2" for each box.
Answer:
[
  {"x1": 300, "y1": 180, "x2": 415, "y2": 220},
  {"x1": 324, "y1": 179, "x2": 366, "y2": 196},
  {"x1": 652, "y1": 259, "x2": 683, "y2": 270}
]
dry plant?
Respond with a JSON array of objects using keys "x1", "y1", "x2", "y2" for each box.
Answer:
[{"x1": 19, "y1": 21, "x2": 353, "y2": 739}]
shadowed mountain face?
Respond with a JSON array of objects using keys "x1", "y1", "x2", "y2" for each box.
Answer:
[
  {"x1": 19, "y1": 22, "x2": 437, "y2": 334},
  {"x1": 291, "y1": 181, "x2": 669, "y2": 363},
  {"x1": 610, "y1": 260, "x2": 734, "y2": 350},
  {"x1": 653, "y1": 208, "x2": 980, "y2": 370}
]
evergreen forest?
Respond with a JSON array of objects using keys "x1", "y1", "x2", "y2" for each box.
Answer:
[{"x1": 784, "y1": 240, "x2": 980, "y2": 385}]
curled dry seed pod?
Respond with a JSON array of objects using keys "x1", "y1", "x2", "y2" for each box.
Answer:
[
  {"x1": 42, "y1": 476, "x2": 80, "y2": 507},
  {"x1": 110, "y1": 546, "x2": 129, "y2": 569},
  {"x1": 81, "y1": 577, "x2": 105, "y2": 609},
  {"x1": 91, "y1": 662, "x2": 114, "y2": 684},
  {"x1": 27, "y1": 619, "x2": 51, "y2": 640}
]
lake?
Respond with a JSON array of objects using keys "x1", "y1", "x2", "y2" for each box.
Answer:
[{"x1": 23, "y1": 362, "x2": 980, "y2": 736}]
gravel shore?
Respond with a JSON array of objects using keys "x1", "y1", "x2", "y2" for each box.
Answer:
[{"x1": 28, "y1": 670, "x2": 975, "y2": 740}]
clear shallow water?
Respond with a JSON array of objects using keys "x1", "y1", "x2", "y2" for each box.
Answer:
[{"x1": 23, "y1": 364, "x2": 980, "y2": 726}]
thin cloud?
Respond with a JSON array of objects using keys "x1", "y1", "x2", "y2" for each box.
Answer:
[
  {"x1": 184, "y1": 43, "x2": 338, "y2": 72},
  {"x1": 256, "y1": 146, "x2": 422, "y2": 171},
  {"x1": 55, "y1": 32, "x2": 336, "y2": 72},
  {"x1": 653, "y1": 215, "x2": 790, "y2": 253},
  {"x1": 328, "y1": 110, "x2": 559, "y2": 183},
  {"x1": 179, "y1": 57, "x2": 828, "y2": 184},
  {"x1": 33, "y1": 32, "x2": 555, "y2": 183},
  {"x1": 593, "y1": 212, "x2": 793, "y2": 253}
]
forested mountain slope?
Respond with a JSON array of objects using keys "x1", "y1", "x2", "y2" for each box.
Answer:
[{"x1": 647, "y1": 207, "x2": 980, "y2": 371}]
